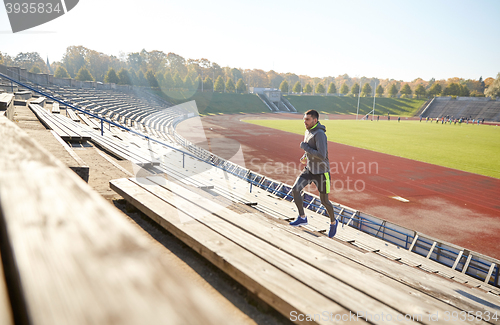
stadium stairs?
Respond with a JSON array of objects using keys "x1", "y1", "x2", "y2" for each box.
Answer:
[
  {"x1": 1, "y1": 69, "x2": 500, "y2": 324},
  {"x1": 256, "y1": 93, "x2": 297, "y2": 113}
]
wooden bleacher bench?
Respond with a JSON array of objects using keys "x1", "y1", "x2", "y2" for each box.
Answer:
[
  {"x1": 77, "y1": 113, "x2": 100, "y2": 130},
  {"x1": 51, "y1": 101, "x2": 60, "y2": 114},
  {"x1": 30, "y1": 96, "x2": 46, "y2": 107},
  {"x1": 111, "y1": 175, "x2": 500, "y2": 324},
  {"x1": 61, "y1": 114, "x2": 159, "y2": 167},
  {"x1": 28, "y1": 103, "x2": 90, "y2": 142},
  {"x1": 66, "y1": 108, "x2": 80, "y2": 122},
  {"x1": 0, "y1": 93, "x2": 14, "y2": 109},
  {"x1": 0, "y1": 93, "x2": 14, "y2": 120},
  {"x1": 0, "y1": 116, "x2": 227, "y2": 325},
  {"x1": 15, "y1": 90, "x2": 31, "y2": 100}
]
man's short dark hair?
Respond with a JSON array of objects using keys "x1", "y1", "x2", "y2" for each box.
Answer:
[{"x1": 305, "y1": 109, "x2": 319, "y2": 120}]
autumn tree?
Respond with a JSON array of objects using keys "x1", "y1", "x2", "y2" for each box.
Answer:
[
  {"x1": 62, "y1": 46, "x2": 89, "y2": 77},
  {"x1": 54, "y1": 66, "x2": 70, "y2": 78},
  {"x1": 184, "y1": 75, "x2": 193, "y2": 90},
  {"x1": 315, "y1": 83, "x2": 325, "y2": 94},
  {"x1": 146, "y1": 70, "x2": 159, "y2": 87},
  {"x1": 236, "y1": 78, "x2": 246, "y2": 93},
  {"x1": 137, "y1": 70, "x2": 148, "y2": 86},
  {"x1": 167, "y1": 52, "x2": 187, "y2": 76},
  {"x1": 428, "y1": 83, "x2": 442, "y2": 97},
  {"x1": 14, "y1": 52, "x2": 47, "y2": 73},
  {"x1": 351, "y1": 83, "x2": 360, "y2": 96},
  {"x1": 292, "y1": 81, "x2": 302, "y2": 93},
  {"x1": 485, "y1": 73, "x2": 500, "y2": 98},
  {"x1": 279, "y1": 80, "x2": 289, "y2": 93},
  {"x1": 361, "y1": 83, "x2": 372, "y2": 97},
  {"x1": 388, "y1": 84, "x2": 398, "y2": 97},
  {"x1": 204, "y1": 76, "x2": 213, "y2": 91},
  {"x1": 478, "y1": 76, "x2": 486, "y2": 94},
  {"x1": 173, "y1": 73, "x2": 183, "y2": 88},
  {"x1": 327, "y1": 83, "x2": 336, "y2": 94},
  {"x1": 459, "y1": 84, "x2": 470, "y2": 97},
  {"x1": 162, "y1": 72, "x2": 174, "y2": 89},
  {"x1": 214, "y1": 76, "x2": 225, "y2": 92},
  {"x1": 400, "y1": 84, "x2": 412, "y2": 97},
  {"x1": 414, "y1": 84, "x2": 426, "y2": 98},
  {"x1": 104, "y1": 68, "x2": 119, "y2": 84},
  {"x1": 340, "y1": 83, "x2": 349, "y2": 95},
  {"x1": 75, "y1": 67, "x2": 94, "y2": 81},
  {"x1": 0, "y1": 52, "x2": 13, "y2": 66},
  {"x1": 231, "y1": 68, "x2": 244, "y2": 82},
  {"x1": 268, "y1": 70, "x2": 284, "y2": 89},
  {"x1": 225, "y1": 78, "x2": 235, "y2": 92},
  {"x1": 29, "y1": 66, "x2": 41, "y2": 74},
  {"x1": 117, "y1": 68, "x2": 131, "y2": 85},
  {"x1": 194, "y1": 75, "x2": 202, "y2": 90},
  {"x1": 376, "y1": 85, "x2": 384, "y2": 97},
  {"x1": 303, "y1": 83, "x2": 313, "y2": 94},
  {"x1": 127, "y1": 69, "x2": 139, "y2": 85},
  {"x1": 442, "y1": 83, "x2": 460, "y2": 96}
]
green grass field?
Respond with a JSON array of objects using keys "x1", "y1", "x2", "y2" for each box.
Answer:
[
  {"x1": 245, "y1": 119, "x2": 500, "y2": 179},
  {"x1": 285, "y1": 95, "x2": 426, "y2": 116}
]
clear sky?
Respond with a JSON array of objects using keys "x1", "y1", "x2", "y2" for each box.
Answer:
[{"x1": 1, "y1": 0, "x2": 499, "y2": 81}]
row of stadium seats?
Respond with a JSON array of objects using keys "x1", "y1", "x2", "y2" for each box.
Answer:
[{"x1": 421, "y1": 97, "x2": 500, "y2": 121}]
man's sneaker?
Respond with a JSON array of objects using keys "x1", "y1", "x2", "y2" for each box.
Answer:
[
  {"x1": 289, "y1": 216, "x2": 308, "y2": 226},
  {"x1": 328, "y1": 219, "x2": 338, "y2": 238}
]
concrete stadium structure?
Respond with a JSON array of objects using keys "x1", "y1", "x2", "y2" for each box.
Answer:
[{"x1": 420, "y1": 97, "x2": 500, "y2": 122}]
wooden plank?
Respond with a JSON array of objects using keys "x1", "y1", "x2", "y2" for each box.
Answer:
[
  {"x1": 140, "y1": 176, "x2": 496, "y2": 324},
  {"x1": 77, "y1": 113, "x2": 100, "y2": 130},
  {"x1": 29, "y1": 103, "x2": 71, "y2": 139},
  {"x1": 53, "y1": 115, "x2": 90, "y2": 141},
  {"x1": 408, "y1": 234, "x2": 419, "y2": 252},
  {"x1": 462, "y1": 254, "x2": 473, "y2": 274},
  {"x1": 30, "y1": 96, "x2": 46, "y2": 107},
  {"x1": 29, "y1": 104, "x2": 90, "y2": 141},
  {"x1": 67, "y1": 109, "x2": 80, "y2": 122},
  {"x1": 110, "y1": 178, "x2": 357, "y2": 325},
  {"x1": 51, "y1": 102, "x2": 60, "y2": 114},
  {"x1": 452, "y1": 251, "x2": 464, "y2": 270},
  {"x1": 90, "y1": 133, "x2": 152, "y2": 164},
  {"x1": 0, "y1": 116, "x2": 227, "y2": 325},
  {"x1": 484, "y1": 263, "x2": 496, "y2": 284},
  {"x1": 426, "y1": 241, "x2": 437, "y2": 259}
]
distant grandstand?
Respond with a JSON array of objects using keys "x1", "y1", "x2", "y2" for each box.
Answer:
[{"x1": 420, "y1": 96, "x2": 500, "y2": 122}]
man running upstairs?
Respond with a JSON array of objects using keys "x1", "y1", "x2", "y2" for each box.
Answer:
[{"x1": 289, "y1": 109, "x2": 337, "y2": 238}]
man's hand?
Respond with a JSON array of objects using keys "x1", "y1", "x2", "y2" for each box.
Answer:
[
  {"x1": 300, "y1": 142, "x2": 309, "y2": 150},
  {"x1": 300, "y1": 155, "x2": 307, "y2": 165}
]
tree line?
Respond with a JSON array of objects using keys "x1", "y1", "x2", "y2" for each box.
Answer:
[
  {"x1": 279, "y1": 77, "x2": 486, "y2": 98},
  {"x1": 0, "y1": 47, "x2": 499, "y2": 98}
]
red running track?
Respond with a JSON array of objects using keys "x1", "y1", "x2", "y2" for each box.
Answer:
[{"x1": 177, "y1": 113, "x2": 500, "y2": 259}]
